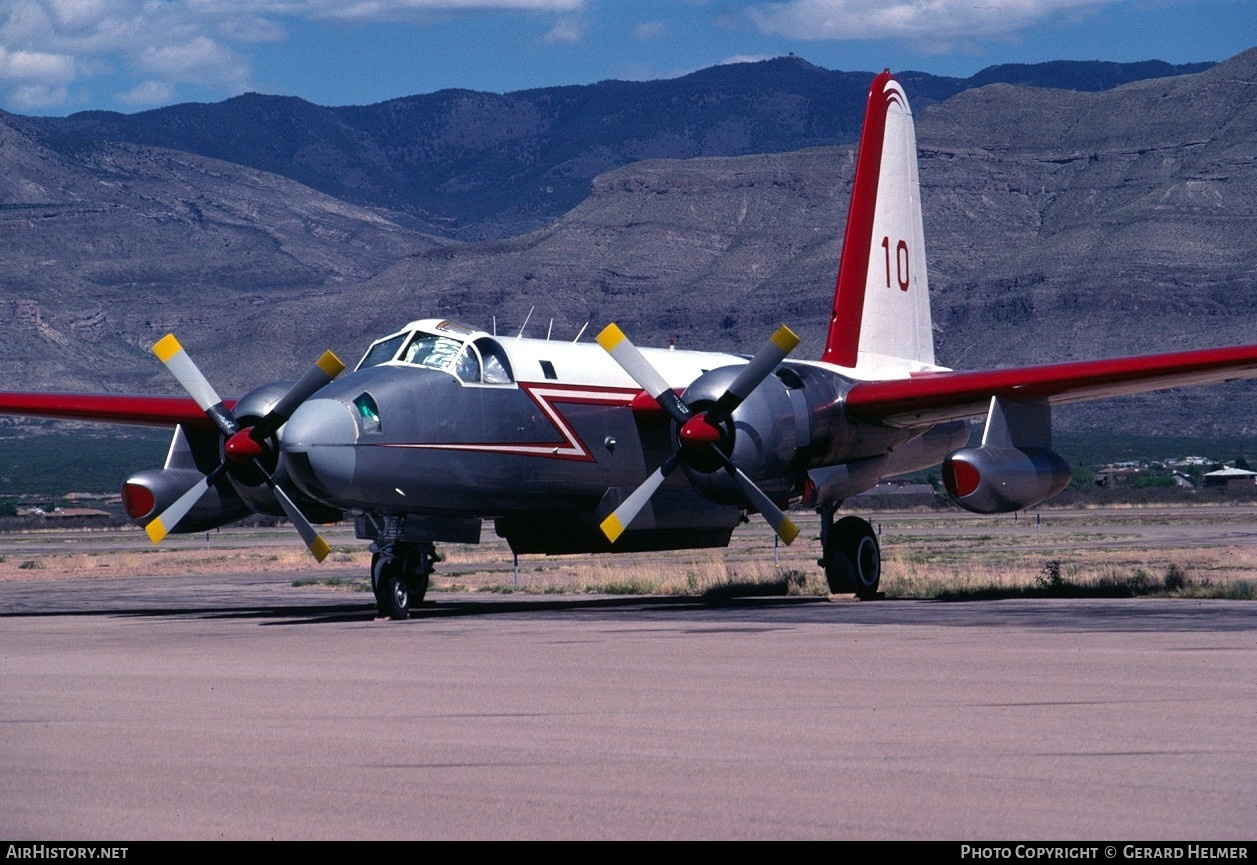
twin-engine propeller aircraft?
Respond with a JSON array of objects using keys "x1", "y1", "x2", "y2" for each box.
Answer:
[{"x1": 5, "y1": 71, "x2": 1257, "y2": 620}]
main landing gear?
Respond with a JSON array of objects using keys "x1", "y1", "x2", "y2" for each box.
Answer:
[
  {"x1": 371, "y1": 541, "x2": 436, "y2": 620},
  {"x1": 818, "y1": 503, "x2": 881, "y2": 598}
]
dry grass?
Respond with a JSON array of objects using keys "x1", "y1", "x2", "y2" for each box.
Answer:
[
  {"x1": 0, "y1": 536, "x2": 371, "y2": 582},
  {"x1": 439, "y1": 550, "x2": 827, "y2": 596},
  {"x1": 882, "y1": 542, "x2": 1257, "y2": 599}
]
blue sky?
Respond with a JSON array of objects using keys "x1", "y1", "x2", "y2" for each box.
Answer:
[{"x1": 1, "y1": 0, "x2": 1253, "y2": 116}]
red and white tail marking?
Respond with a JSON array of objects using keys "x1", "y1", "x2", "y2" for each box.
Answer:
[{"x1": 822, "y1": 71, "x2": 936, "y2": 377}]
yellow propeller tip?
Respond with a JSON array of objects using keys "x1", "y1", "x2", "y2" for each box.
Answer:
[
  {"x1": 144, "y1": 518, "x2": 168, "y2": 545},
  {"x1": 600, "y1": 513, "x2": 625, "y2": 544},
  {"x1": 152, "y1": 334, "x2": 182, "y2": 363},
  {"x1": 595, "y1": 323, "x2": 626, "y2": 352},
  {"x1": 316, "y1": 351, "x2": 346, "y2": 378},
  {"x1": 779, "y1": 519, "x2": 800, "y2": 546},
  {"x1": 771, "y1": 325, "x2": 801, "y2": 353},
  {"x1": 310, "y1": 537, "x2": 331, "y2": 563}
]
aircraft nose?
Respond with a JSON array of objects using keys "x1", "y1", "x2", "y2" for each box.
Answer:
[{"x1": 281, "y1": 397, "x2": 358, "y2": 501}]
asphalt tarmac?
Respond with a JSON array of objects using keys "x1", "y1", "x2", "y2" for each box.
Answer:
[{"x1": 2, "y1": 572, "x2": 1254, "y2": 840}]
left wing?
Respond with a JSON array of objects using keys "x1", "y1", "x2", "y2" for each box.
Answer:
[
  {"x1": 844, "y1": 343, "x2": 1257, "y2": 428},
  {"x1": 0, "y1": 393, "x2": 224, "y2": 428}
]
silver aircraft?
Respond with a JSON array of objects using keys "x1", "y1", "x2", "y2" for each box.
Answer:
[{"x1": 5, "y1": 70, "x2": 1257, "y2": 619}]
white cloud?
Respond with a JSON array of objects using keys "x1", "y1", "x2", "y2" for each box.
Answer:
[
  {"x1": 298, "y1": 0, "x2": 583, "y2": 23},
  {"x1": 542, "y1": 14, "x2": 583, "y2": 43},
  {"x1": 9, "y1": 82, "x2": 69, "y2": 107},
  {"x1": 217, "y1": 16, "x2": 288, "y2": 42},
  {"x1": 116, "y1": 78, "x2": 175, "y2": 106},
  {"x1": 140, "y1": 36, "x2": 250, "y2": 88},
  {"x1": 746, "y1": 0, "x2": 1113, "y2": 43},
  {"x1": 45, "y1": 0, "x2": 116, "y2": 31},
  {"x1": 0, "y1": 47, "x2": 76, "y2": 82},
  {"x1": 0, "y1": 43, "x2": 75, "y2": 105},
  {"x1": 633, "y1": 20, "x2": 666, "y2": 40}
]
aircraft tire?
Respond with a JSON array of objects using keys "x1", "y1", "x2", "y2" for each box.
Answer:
[
  {"x1": 824, "y1": 516, "x2": 880, "y2": 598},
  {"x1": 398, "y1": 543, "x2": 431, "y2": 606},
  {"x1": 370, "y1": 553, "x2": 389, "y2": 608},
  {"x1": 372, "y1": 553, "x2": 409, "y2": 620},
  {"x1": 406, "y1": 570, "x2": 430, "y2": 605}
]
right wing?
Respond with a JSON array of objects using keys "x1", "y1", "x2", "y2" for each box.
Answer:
[{"x1": 843, "y1": 343, "x2": 1257, "y2": 428}]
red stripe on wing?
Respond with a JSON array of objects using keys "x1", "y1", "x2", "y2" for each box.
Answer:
[
  {"x1": 0, "y1": 392, "x2": 230, "y2": 428},
  {"x1": 844, "y1": 344, "x2": 1257, "y2": 427}
]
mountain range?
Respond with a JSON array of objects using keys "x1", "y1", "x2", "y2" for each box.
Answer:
[
  {"x1": 34, "y1": 56, "x2": 1210, "y2": 242},
  {"x1": 1, "y1": 50, "x2": 1253, "y2": 437}
]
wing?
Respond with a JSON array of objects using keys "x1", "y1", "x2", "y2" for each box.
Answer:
[
  {"x1": 843, "y1": 344, "x2": 1257, "y2": 428},
  {"x1": 0, "y1": 392, "x2": 225, "y2": 428}
]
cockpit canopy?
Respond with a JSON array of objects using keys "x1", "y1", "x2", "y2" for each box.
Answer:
[{"x1": 356, "y1": 319, "x2": 513, "y2": 385}]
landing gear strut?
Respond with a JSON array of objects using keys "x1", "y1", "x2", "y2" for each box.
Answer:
[
  {"x1": 371, "y1": 541, "x2": 435, "y2": 620},
  {"x1": 818, "y1": 503, "x2": 881, "y2": 598}
]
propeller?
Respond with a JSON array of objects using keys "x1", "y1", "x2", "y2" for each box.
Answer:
[
  {"x1": 145, "y1": 333, "x2": 345, "y2": 561},
  {"x1": 595, "y1": 323, "x2": 802, "y2": 546}
]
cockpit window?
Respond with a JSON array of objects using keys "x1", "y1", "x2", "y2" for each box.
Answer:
[
  {"x1": 354, "y1": 393, "x2": 381, "y2": 433},
  {"x1": 475, "y1": 338, "x2": 513, "y2": 384},
  {"x1": 357, "y1": 333, "x2": 407, "y2": 369},
  {"x1": 356, "y1": 329, "x2": 515, "y2": 385},
  {"x1": 453, "y1": 345, "x2": 480, "y2": 382},
  {"x1": 401, "y1": 334, "x2": 464, "y2": 370}
]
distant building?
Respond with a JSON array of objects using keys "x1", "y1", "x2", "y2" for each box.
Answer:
[
  {"x1": 15, "y1": 506, "x2": 111, "y2": 521},
  {"x1": 1171, "y1": 456, "x2": 1214, "y2": 467},
  {"x1": 1203, "y1": 467, "x2": 1257, "y2": 489}
]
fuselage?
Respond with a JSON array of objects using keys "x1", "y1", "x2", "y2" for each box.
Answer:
[
  {"x1": 281, "y1": 318, "x2": 743, "y2": 517},
  {"x1": 280, "y1": 318, "x2": 968, "y2": 526}
]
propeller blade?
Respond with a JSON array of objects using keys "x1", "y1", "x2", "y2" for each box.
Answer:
[
  {"x1": 705, "y1": 324, "x2": 801, "y2": 426},
  {"x1": 150, "y1": 334, "x2": 333, "y2": 562},
  {"x1": 599, "y1": 452, "x2": 682, "y2": 543},
  {"x1": 152, "y1": 333, "x2": 238, "y2": 436},
  {"x1": 710, "y1": 449, "x2": 799, "y2": 545},
  {"x1": 143, "y1": 475, "x2": 212, "y2": 545},
  {"x1": 596, "y1": 323, "x2": 692, "y2": 424},
  {"x1": 263, "y1": 470, "x2": 332, "y2": 562},
  {"x1": 596, "y1": 322, "x2": 800, "y2": 546},
  {"x1": 251, "y1": 350, "x2": 346, "y2": 440}
]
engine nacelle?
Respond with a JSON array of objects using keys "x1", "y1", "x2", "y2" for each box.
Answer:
[
  {"x1": 671, "y1": 360, "x2": 924, "y2": 509},
  {"x1": 122, "y1": 380, "x2": 347, "y2": 534},
  {"x1": 942, "y1": 445, "x2": 1071, "y2": 514},
  {"x1": 122, "y1": 468, "x2": 252, "y2": 533},
  {"x1": 222, "y1": 381, "x2": 346, "y2": 523},
  {"x1": 677, "y1": 364, "x2": 803, "y2": 505}
]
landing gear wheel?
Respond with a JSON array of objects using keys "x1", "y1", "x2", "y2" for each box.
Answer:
[
  {"x1": 370, "y1": 552, "x2": 388, "y2": 608},
  {"x1": 398, "y1": 543, "x2": 431, "y2": 606},
  {"x1": 371, "y1": 542, "x2": 435, "y2": 620},
  {"x1": 372, "y1": 552, "x2": 409, "y2": 620},
  {"x1": 824, "y1": 516, "x2": 881, "y2": 598},
  {"x1": 404, "y1": 568, "x2": 430, "y2": 607}
]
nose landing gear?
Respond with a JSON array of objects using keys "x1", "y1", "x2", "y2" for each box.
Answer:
[{"x1": 371, "y1": 541, "x2": 435, "y2": 620}]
